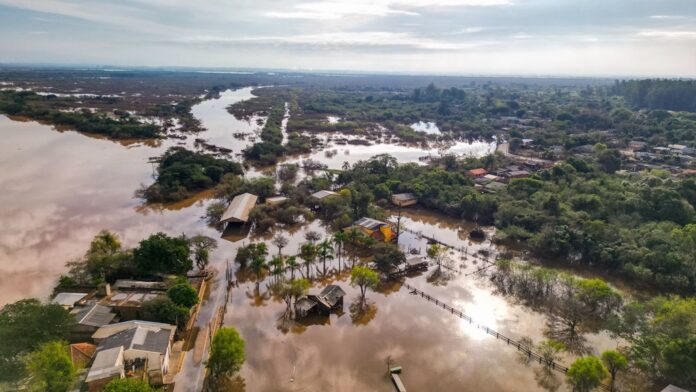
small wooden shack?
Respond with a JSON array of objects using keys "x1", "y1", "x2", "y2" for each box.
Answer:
[
  {"x1": 220, "y1": 193, "x2": 258, "y2": 224},
  {"x1": 391, "y1": 193, "x2": 417, "y2": 207},
  {"x1": 295, "y1": 285, "x2": 346, "y2": 317}
]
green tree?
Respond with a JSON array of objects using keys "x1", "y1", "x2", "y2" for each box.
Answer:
[
  {"x1": 566, "y1": 356, "x2": 608, "y2": 392},
  {"x1": 25, "y1": 341, "x2": 75, "y2": 392},
  {"x1": 0, "y1": 299, "x2": 74, "y2": 381},
  {"x1": 317, "y1": 239, "x2": 334, "y2": 275},
  {"x1": 207, "y1": 327, "x2": 245, "y2": 378},
  {"x1": 142, "y1": 296, "x2": 188, "y2": 327},
  {"x1": 372, "y1": 242, "x2": 406, "y2": 274},
  {"x1": 350, "y1": 266, "x2": 379, "y2": 305},
  {"x1": 189, "y1": 235, "x2": 217, "y2": 270},
  {"x1": 167, "y1": 282, "x2": 199, "y2": 308},
  {"x1": 286, "y1": 256, "x2": 299, "y2": 281},
  {"x1": 601, "y1": 350, "x2": 627, "y2": 392},
  {"x1": 103, "y1": 378, "x2": 156, "y2": 392},
  {"x1": 133, "y1": 233, "x2": 192, "y2": 275},
  {"x1": 300, "y1": 243, "x2": 317, "y2": 278}
]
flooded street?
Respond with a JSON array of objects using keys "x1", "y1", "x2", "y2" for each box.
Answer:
[{"x1": 0, "y1": 88, "x2": 624, "y2": 392}]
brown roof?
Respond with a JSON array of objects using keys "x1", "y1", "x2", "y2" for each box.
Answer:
[
  {"x1": 70, "y1": 343, "x2": 96, "y2": 366},
  {"x1": 468, "y1": 168, "x2": 487, "y2": 176}
]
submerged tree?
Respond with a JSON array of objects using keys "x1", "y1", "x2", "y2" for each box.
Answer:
[
  {"x1": 189, "y1": 235, "x2": 217, "y2": 270},
  {"x1": 351, "y1": 266, "x2": 379, "y2": 307},
  {"x1": 317, "y1": 239, "x2": 334, "y2": 276},
  {"x1": 272, "y1": 234, "x2": 288, "y2": 258},
  {"x1": 300, "y1": 243, "x2": 317, "y2": 278}
]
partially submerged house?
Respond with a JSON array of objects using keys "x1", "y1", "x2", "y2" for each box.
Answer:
[
  {"x1": 295, "y1": 285, "x2": 346, "y2": 317},
  {"x1": 220, "y1": 193, "x2": 258, "y2": 225},
  {"x1": 349, "y1": 217, "x2": 394, "y2": 242},
  {"x1": 391, "y1": 193, "x2": 417, "y2": 207}
]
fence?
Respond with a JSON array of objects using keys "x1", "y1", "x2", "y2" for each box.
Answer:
[{"x1": 402, "y1": 282, "x2": 570, "y2": 374}]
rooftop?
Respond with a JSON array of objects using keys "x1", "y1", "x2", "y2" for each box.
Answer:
[
  {"x1": 220, "y1": 193, "x2": 258, "y2": 223},
  {"x1": 52, "y1": 292, "x2": 88, "y2": 308},
  {"x1": 92, "y1": 320, "x2": 176, "y2": 341},
  {"x1": 391, "y1": 193, "x2": 416, "y2": 201},
  {"x1": 311, "y1": 190, "x2": 338, "y2": 200},
  {"x1": 112, "y1": 279, "x2": 166, "y2": 291},
  {"x1": 468, "y1": 168, "x2": 487, "y2": 176},
  {"x1": 319, "y1": 285, "x2": 346, "y2": 306},
  {"x1": 97, "y1": 324, "x2": 174, "y2": 355},
  {"x1": 354, "y1": 217, "x2": 388, "y2": 230},
  {"x1": 85, "y1": 346, "x2": 124, "y2": 383},
  {"x1": 71, "y1": 303, "x2": 116, "y2": 327}
]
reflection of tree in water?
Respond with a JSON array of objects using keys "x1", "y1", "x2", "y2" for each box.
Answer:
[
  {"x1": 245, "y1": 284, "x2": 271, "y2": 307},
  {"x1": 426, "y1": 265, "x2": 453, "y2": 286},
  {"x1": 349, "y1": 299, "x2": 377, "y2": 326},
  {"x1": 207, "y1": 374, "x2": 246, "y2": 392},
  {"x1": 534, "y1": 367, "x2": 562, "y2": 392},
  {"x1": 375, "y1": 279, "x2": 402, "y2": 296}
]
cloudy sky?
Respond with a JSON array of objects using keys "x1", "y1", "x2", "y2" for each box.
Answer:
[{"x1": 0, "y1": 0, "x2": 695, "y2": 76}]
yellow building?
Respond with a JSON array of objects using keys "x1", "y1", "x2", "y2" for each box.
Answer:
[{"x1": 349, "y1": 217, "x2": 394, "y2": 242}]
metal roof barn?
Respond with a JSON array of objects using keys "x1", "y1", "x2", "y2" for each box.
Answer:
[{"x1": 220, "y1": 193, "x2": 258, "y2": 223}]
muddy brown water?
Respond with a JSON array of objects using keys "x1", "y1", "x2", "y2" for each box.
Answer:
[{"x1": 0, "y1": 88, "x2": 629, "y2": 391}]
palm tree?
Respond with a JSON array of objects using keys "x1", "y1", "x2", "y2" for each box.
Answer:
[
  {"x1": 269, "y1": 256, "x2": 284, "y2": 283},
  {"x1": 249, "y1": 245, "x2": 269, "y2": 286},
  {"x1": 347, "y1": 226, "x2": 361, "y2": 246},
  {"x1": 272, "y1": 234, "x2": 288, "y2": 258},
  {"x1": 299, "y1": 242, "x2": 317, "y2": 279},
  {"x1": 286, "y1": 256, "x2": 299, "y2": 281},
  {"x1": 317, "y1": 239, "x2": 334, "y2": 276},
  {"x1": 332, "y1": 231, "x2": 346, "y2": 269}
]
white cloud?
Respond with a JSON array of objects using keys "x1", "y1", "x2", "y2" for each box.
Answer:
[
  {"x1": 649, "y1": 15, "x2": 686, "y2": 20},
  {"x1": 638, "y1": 30, "x2": 696, "y2": 39},
  {"x1": 266, "y1": 0, "x2": 511, "y2": 20},
  {"x1": 176, "y1": 31, "x2": 497, "y2": 50}
]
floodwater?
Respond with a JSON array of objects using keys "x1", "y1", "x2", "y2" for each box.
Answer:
[
  {"x1": 410, "y1": 120, "x2": 441, "y2": 135},
  {"x1": 279, "y1": 136, "x2": 496, "y2": 170},
  {"x1": 0, "y1": 87, "x2": 626, "y2": 392},
  {"x1": 0, "y1": 88, "x2": 263, "y2": 305}
]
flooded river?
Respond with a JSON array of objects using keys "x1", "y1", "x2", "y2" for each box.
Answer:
[{"x1": 0, "y1": 88, "x2": 625, "y2": 391}]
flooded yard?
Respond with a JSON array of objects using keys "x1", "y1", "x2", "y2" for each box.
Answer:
[{"x1": 0, "y1": 87, "x2": 627, "y2": 392}]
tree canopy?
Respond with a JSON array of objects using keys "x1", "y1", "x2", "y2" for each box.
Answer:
[
  {"x1": 133, "y1": 232, "x2": 192, "y2": 275},
  {"x1": 207, "y1": 327, "x2": 246, "y2": 378}
]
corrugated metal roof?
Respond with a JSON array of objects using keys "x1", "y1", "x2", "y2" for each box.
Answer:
[
  {"x1": 92, "y1": 320, "x2": 175, "y2": 341},
  {"x1": 86, "y1": 346, "x2": 123, "y2": 383},
  {"x1": 72, "y1": 303, "x2": 116, "y2": 327},
  {"x1": 311, "y1": 190, "x2": 338, "y2": 200},
  {"x1": 355, "y1": 217, "x2": 387, "y2": 230},
  {"x1": 220, "y1": 193, "x2": 258, "y2": 223},
  {"x1": 97, "y1": 325, "x2": 173, "y2": 355},
  {"x1": 52, "y1": 292, "x2": 87, "y2": 308},
  {"x1": 319, "y1": 285, "x2": 346, "y2": 306}
]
